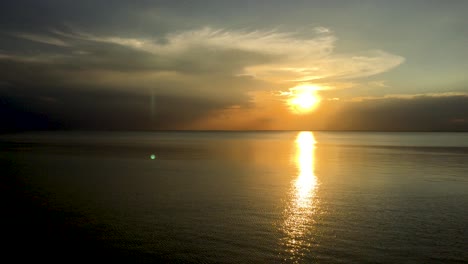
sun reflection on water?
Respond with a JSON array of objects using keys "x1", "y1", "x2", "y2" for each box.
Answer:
[{"x1": 280, "y1": 131, "x2": 318, "y2": 262}]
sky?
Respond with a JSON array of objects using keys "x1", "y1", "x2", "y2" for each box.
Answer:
[{"x1": 1, "y1": 0, "x2": 467, "y2": 131}]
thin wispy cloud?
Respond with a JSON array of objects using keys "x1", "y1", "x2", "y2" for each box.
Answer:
[
  {"x1": 106, "y1": 27, "x2": 402, "y2": 83},
  {"x1": 27, "y1": 26, "x2": 404, "y2": 87},
  {"x1": 0, "y1": 52, "x2": 68, "y2": 63},
  {"x1": 350, "y1": 92, "x2": 468, "y2": 102},
  {"x1": 14, "y1": 33, "x2": 69, "y2": 47}
]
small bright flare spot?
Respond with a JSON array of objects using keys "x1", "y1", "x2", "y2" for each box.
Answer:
[
  {"x1": 287, "y1": 84, "x2": 321, "y2": 114},
  {"x1": 150, "y1": 154, "x2": 156, "y2": 160}
]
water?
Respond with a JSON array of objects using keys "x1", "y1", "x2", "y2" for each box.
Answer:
[{"x1": 1, "y1": 131, "x2": 467, "y2": 263}]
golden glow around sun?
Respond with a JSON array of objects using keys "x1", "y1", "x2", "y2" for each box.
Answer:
[{"x1": 286, "y1": 84, "x2": 321, "y2": 114}]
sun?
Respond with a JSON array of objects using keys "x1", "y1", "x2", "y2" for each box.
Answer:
[{"x1": 287, "y1": 84, "x2": 321, "y2": 114}]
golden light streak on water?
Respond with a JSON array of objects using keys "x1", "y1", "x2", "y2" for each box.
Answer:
[{"x1": 280, "y1": 131, "x2": 319, "y2": 262}]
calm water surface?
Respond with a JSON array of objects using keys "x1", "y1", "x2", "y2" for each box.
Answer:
[{"x1": 1, "y1": 132, "x2": 467, "y2": 263}]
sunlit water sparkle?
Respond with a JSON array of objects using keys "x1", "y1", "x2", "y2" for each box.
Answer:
[
  {"x1": 280, "y1": 132, "x2": 321, "y2": 262},
  {"x1": 1, "y1": 131, "x2": 467, "y2": 263}
]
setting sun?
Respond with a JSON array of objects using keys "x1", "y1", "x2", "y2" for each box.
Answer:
[{"x1": 287, "y1": 84, "x2": 321, "y2": 114}]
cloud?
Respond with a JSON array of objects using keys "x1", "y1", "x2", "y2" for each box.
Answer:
[
  {"x1": 34, "y1": 26, "x2": 404, "y2": 83},
  {"x1": 0, "y1": 26, "x2": 408, "y2": 131},
  {"x1": 189, "y1": 93, "x2": 468, "y2": 131},
  {"x1": 118, "y1": 27, "x2": 402, "y2": 82},
  {"x1": 322, "y1": 94, "x2": 468, "y2": 131},
  {"x1": 56, "y1": 27, "x2": 331, "y2": 57},
  {"x1": 314, "y1": 27, "x2": 331, "y2": 34},
  {"x1": 0, "y1": 86, "x2": 234, "y2": 132},
  {"x1": 14, "y1": 33, "x2": 69, "y2": 47},
  {"x1": 367, "y1": 80, "x2": 388, "y2": 88},
  {"x1": 349, "y1": 92, "x2": 468, "y2": 102}
]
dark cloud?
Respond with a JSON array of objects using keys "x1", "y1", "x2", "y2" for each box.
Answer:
[
  {"x1": 0, "y1": 85, "x2": 235, "y2": 132},
  {"x1": 319, "y1": 95, "x2": 468, "y2": 131},
  {"x1": 0, "y1": 32, "x2": 261, "y2": 133},
  {"x1": 3, "y1": 87, "x2": 468, "y2": 132}
]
